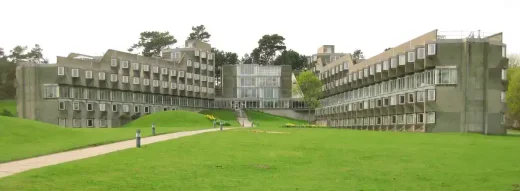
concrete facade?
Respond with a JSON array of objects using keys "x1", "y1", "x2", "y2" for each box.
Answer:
[
  {"x1": 314, "y1": 30, "x2": 508, "y2": 135},
  {"x1": 17, "y1": 40, "x2": 216, "y2": 128}
]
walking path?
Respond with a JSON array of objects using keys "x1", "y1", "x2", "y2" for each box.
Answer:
[{"x1": 0, "y1": 128, "x2": 232, "y2": 179}]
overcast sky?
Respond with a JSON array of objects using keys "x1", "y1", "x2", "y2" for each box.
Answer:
[{"x1": 0, "y1": 0, "x2": 518, "y2": 63}]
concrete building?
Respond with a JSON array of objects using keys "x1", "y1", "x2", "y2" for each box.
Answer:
[
  {"x1": 306, "y1": 45, "x2": 348, "y2": 73},
  {"x1": 314, "y1": 30, "x2": 508, "y2": 135},
  {"x1": 216, "y1": 64, "x2": 306, "y2": 109},
  {"x1": 16, "y1": 40, "x2": 216, "y2": 127}
]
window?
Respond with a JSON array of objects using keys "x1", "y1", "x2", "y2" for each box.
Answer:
[
  {"x1": 72, "y1": 102, "x2": 80, "y2": 110},
  {"x1": 121, "y1": 61, "x2": 129, "y2": 68},
  {"x1": 407, "y1": 52, "x2": 415, "y2": 62},
  {"x1": 73, "y1": 119, "x2": 81, "y2": 127},
  {"x1": 376, "y1": 117, "x2": 382, "y2": 125},
  {"x1": 112, "y1": 104, "x2": 118, "y2": 112},
  {"x1": 417, "y1": 48, "x2": 425, "y2": 59},
  {"x1": 111, "y1": 58, "x2": 117, "y2": 67},
  {"x1": 417, "y1": 113, "x2": 425, "y2": 123},
  {"x1": 502, "y1": 46, "x2": 507, "y2": 58},
  {"x1": 407, "y1": 114, "x2": 415, "y2": 124},
  {"x1": 427, "y1": 112, "x2": 436, "y2": 123},
  {"x1": 100, "y1": 119, "x2": 107, "y2": 127},
  {"x1": 390, "y1": 96, "x2": 397, "y2": 105},
  {"x1": 111, "y1": 74, "x2": 118, "y2": 82},
  {"x1": 501, "y1": 91, "x2": 506, "y2": 103},
  {"x1": 58, "y1": 101, "x2": 65, "y2": 110},
  {"x1": 376, "y1": 99, "x2": 382, "y2": 107},
  {"x1": 58, "y1": 67, "x2": 65, "y2": 75},
  {"x1": 87, "y1": 119, "x2": 94, "y2": 127},
  {"x1": 376, "y1": 63, "x2": 382, "y2": 73},
  {"x1": 170, "y1": 70, "x2": 177, "y2": 76},
  {"x1": 370, "y1": 65, "x2": 375, "y2": 75},
  {"x1": 122, "y1": 76, "x2": 129, "y2": 83},
  {"x1": 161, "y1": 68, "x2": 168, "y2": 75},
  {"x1": 369, "y1": 99, "x2": 375, "y2": 108},
  {"x1": 435, "y1": 68, "x2": 457, "y2": 84},
  {"x1": 71, "y1": 69, "x2": 79, "y2": 77},
  {"x1": 427, "y1": 89, "x2": 436, "y2": 101},
  {"x1": 427, "y1": 44, "x2": 436, "y2": 55},
  {"x1": 399, "y1": 94, "x2": 405, "y2": 105},
  {"x1": 408, "y1": 93, "x2": 415, "y2": 103},
  {"x1": 99, "y1": 103, "x2": 106, "y2": 111},
  {"x1": 502, "y1": 69, "x2": 507, "y2": 80},
  {"x1": 144, "y1": 106, "x2": 150, "y2": 113},
  {"x1": 123, "y1": 104, "x2": 129, "y2": 112},
  {"x1": 153, "y1": 80, "x2": 159, "y2": 87},
  {"x1": 143, "y1": 79, "x2": 150, "y2": 86},
  {"x1": 134, "y1": 106, "x2": 140, "y2": 113},
  {"x1": 133, "y1": 62, "x2": 139, "y2": 70},
  {"x1": 99, "y1": 72, "x2": 106, "y2": 80},
  {"x1": 383, "y1": 60, "x2": 389, "y2": 70},
  {"x1": 398, "y1": 115, "x2": 405, "y2": 124},
  {"x1": 399, "y1": 55, "x2": 406, "y2": 65},
  {"x1": 85, "y1": 71, "x2": 93, "y2": 79},
  {"x1": 143, "y1": 65, "x2": 150, "y2": 72},
  {"x1": 383, "y1": 98, "x2": 389, "y2": 106},
  {"x1": 391, "y1": 57, "x2": 397, "y2": 68},
  {"x1": 417, "y1": 91, "x2": 425, "y2": 102},
  {"x1": 133, "y1": 77, "x2": 140, "y2": 85},
  {"x1": 43, "y1": 84, "x2": 59, "y2": 98},
  {"x1": 391, "y1": 115, "x2": 397, "y2": 124},
  {"x1": 59, "y1": 119, "x2": 66, "y2": 127},
  {"x1": 153, "y1": 66, "x2": 159, "y2": 73},
  {"x1": 87, "y1": 103, "x2": 94, "y2": 111}
]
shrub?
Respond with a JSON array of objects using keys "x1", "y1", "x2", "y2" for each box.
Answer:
[
  {"x1": 0, "y1": 109, "x2": 14, "y2": 117},
  {"x1": 205, "y1": 114, "x2": 231, "y2": 126}
]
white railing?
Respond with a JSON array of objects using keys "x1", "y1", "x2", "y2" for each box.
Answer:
[{"x1": 437, "y1": 30, "x2": 496, "y2": 40}]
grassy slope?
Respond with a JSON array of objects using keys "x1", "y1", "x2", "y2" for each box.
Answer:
[
  {"x1": 0, "y1": 111, "x2": 212, "y2": 163},
  {"x1": 0, "y1": 100, "x2": 17, "y2": 116},
  {"x1": 246, "y1": 110, "x2": 307, "y2": 127},
  {"x1": 199, "y1": 109, "x2": 240, "y2": 126},
  {"x1": 1, "y1": 127, "x2": 519, "y2": 190}
]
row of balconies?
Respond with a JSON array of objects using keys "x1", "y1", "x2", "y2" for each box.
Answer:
[
  {"x1": 320, "y1": 44, "x2": 436, "y2": 80},
  {"x1": 317, "y1": 89, "x2": 436, "y2": 116},
  {"x1": 110, "y1": 59, "x2": 215, "y2": 72},
  {"x1": 321, "y1": 112, "x2": 436, "y2": 127},
  {"x1": 194, "y1": 50, "x2": 214, "y2": 60}
]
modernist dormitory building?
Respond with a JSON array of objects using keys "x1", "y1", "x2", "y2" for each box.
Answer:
[
  {"x1": 314, "y1": 30, "x2": 509, "y2": 135},
  {"x1": 16, "y1": 40, "x2": 306, "y2": 127}
]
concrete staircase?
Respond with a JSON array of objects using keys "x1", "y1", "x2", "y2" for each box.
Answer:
[{"x1": 235, "y1": 109, "x2": 253, "y2": 127}]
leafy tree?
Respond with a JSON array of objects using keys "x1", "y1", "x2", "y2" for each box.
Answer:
[
  {"x1": 251, "y1": 34, "x2": 286, "y2": 65},
  {"x1": 212, "y1": 48, "x2": 239, "y2": 85},
  {"x1": 384, "y1": 47, "x2": 392, "y2": 51},
  {"x1": 274, "y1": 50, "x2": 307, "y2": 72},
  {"x1": 352, "y1": 49, "x2": 364, "y2": 64},
  {"x1": 506, "y1": 54, "x2": 520, "y2": 128},
  {"x1": 294, "y1": 71, "x2": 323, "y2": 124},
  {"x1": 8, "y1": 45, "x2": 28, "y2": 63},
  {"x1": 187, "y1": 25, "x2": 211, "y2": 42},
  {"x1": 128, "y1": 31, "x2": 177, "y2": 57},
  {"x1": 241, "y1": 53, "x2": 253, "y2": 64}
]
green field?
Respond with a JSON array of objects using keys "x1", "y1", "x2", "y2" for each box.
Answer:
[
  {"x1": 0, "y1": 111, "x2": 217, "y2": 163},
  {"x1": 246, "y1": 110, "x2": 307, "y2": 127},
  {"x1": 1, "y1": 125, "x2": 519, "y2": 190},
  {"x1": 199, "y1": 109, "x2": 240, "y2": 127},
  {"x1": 0, "y1": 100, "x2": 17, "y2": 116}
]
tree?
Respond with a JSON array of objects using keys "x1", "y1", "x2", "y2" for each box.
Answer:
[
  {"x1": 274, "y1": 50, "x2": 307, "y2": 72},
  {"x1": 506, "y1": 54, "x2": 520, "y2": 128},
  {"x1": 212, "y1": 48, "x2": 239, "y2": 85},
  {"x1": 352, "y1": 49, "x2": 364, "y2": 64},
  {"x1": 187, "y1": 25, "x2": 211, "y2": 42},
  {"x1": 384, "y1": 47, "x2": 392, "y2": 51},
  {"x1": 128, "y1": 31, "x2": 177, "y2": 57},
  {"x1": 294, "y1": 71, "x2": 323, "y2": 124},
  {"x1": 251, "y1": 34, "x2": 286, "y2": 65},
  {"x1": 8, "y1": 45, "x2": 28, "y2": 63},
  {"x1": 241, "y1": 53, "x2": 253, "y2": 64}
]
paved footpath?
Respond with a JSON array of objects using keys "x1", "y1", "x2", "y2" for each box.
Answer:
[{"x1": 0, "y1": 128, "x2": 232, "y2": 179}]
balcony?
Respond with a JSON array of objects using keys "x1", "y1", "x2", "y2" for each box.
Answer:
[
  {"x1": 194, "y1": 62, "x2": 200, "y2": 68},
  {"x1": 201, "y1": 64, "x2": 207, "y2": 70}
]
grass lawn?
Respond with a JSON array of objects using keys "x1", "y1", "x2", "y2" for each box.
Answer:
[
  {"x1": 246, "y1": 110, "x2": 307, "y2": 127},
  {"x1": 0, "y1": 111, "x2": 214, "y2": 163},
  {"x1": 199, "y1": 109, "x2": 240, "y2": 127},
  {"x1": 2, "y1": 126, "x2": 519, "y2": 191},
  {"x1": 0, "y1": 100, "x2": 17, "y2": 116}
]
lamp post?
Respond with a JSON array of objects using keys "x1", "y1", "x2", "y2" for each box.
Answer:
[{"x1": 136, "y1": 129, "x2": 141, "y2": 148}]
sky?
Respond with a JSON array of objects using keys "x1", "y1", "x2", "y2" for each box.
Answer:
[{"x1": 0, "y1": 0, "x2": 518, "y2": 63}]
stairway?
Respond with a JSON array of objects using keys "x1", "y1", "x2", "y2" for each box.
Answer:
[{"x1": 235, "y1": 109, "x2": 253, "y2": 127}]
